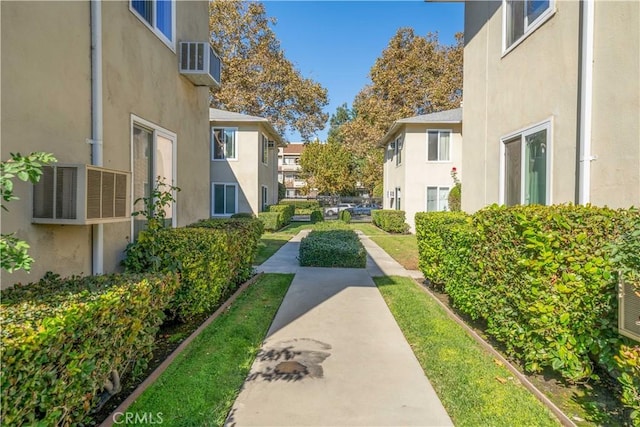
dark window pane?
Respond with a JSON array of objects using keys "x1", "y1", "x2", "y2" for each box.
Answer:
[
  {"x1": 525, "y1": 129, "x2": 547, "y2": 205},
  {"x1": 156, "y1": 0, "x2": 172, "y2": 40},
  {"x1": 506, "y1": 0, "x2": 525, "y2": 47},
  {"x1": 214, "y1": 184, "x2": 225, "y2": 214},
  {"x1": 213, "y1": 129, "x2": 225, "y2": 159},
  {"x1": 505, "y1": 137, "x2": 522, "y2": 206},
  {"x1": 132, "y1": 0, "x2": 153, "y2": 24},
  {"x1": 527, "y1": 0, "x2": 549, "y2": 24},
  {"x1": 225, "y1": 185, "x2": 236, "y2": 214},
  {"x1": 428, "y1": 131, "x2": 439, "y2": 161}
]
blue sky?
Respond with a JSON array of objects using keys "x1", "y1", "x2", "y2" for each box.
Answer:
[{"x1": 263, "y1": 1, "x2": 464, "y2": 142}]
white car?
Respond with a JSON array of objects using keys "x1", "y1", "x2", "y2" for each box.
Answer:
[{"x1": 324, "y1": 203, "x2": 355, "y2": 216}]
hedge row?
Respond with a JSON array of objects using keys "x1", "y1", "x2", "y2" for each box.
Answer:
[
  {"x1": 280, "y1": 199, "x2": 320, "y2": 209},
  {"x1": 258, "y1": 211, "x2": 283, "y2": 231},
  {"x1": 299, "y1": 229, "x2": 366, "y2": 268},
  {"x1": 310, "y1": 209, "x2": 324, "y2": 222},
  {"x1": 123, "y1": 218, "x2": 263, "y2": 320},
  {"x1": 415, "y1": 205, "x2": 640, "y2": 421},
  {"x1": 1, "y1": 272, "x2": 179, "y2": 426},
  {"x1": 372, "y1": 209, "x2": 409, "y2": 233},
  {"x1": 268, "y1": 204, "x2": 295, "y2": 225},
  {"x1": 339, "y1": 209, "x2": 352, "y2": 223}
]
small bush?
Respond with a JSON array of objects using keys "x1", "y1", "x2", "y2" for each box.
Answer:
[
  {"x1": 124, "y1": 219, "x2": 262, "y2": 320},
  {"x1": 310, "y1": 209, "x2": 324, "y2": 222},
  {"x1": 259, "y1": 211, "x2": 283, "y2": 231},
  {"x1": 1, "y1": 272, "x2": 179, "y2": 426},
  {"x1": 269, "y1": 204, "x2": 295, "y2": 225},
  {"x1": 339, "y1": 209, "x2": 352, "y2": 223},
  {"x1": 372, "y1": 210, "x2": 409, "y2": 233},
  {"x1": 299, "y1": 230, "x2": 366, "y2": 268},
  {"x1": 231, "y1": 212, "x2": 254, "y2": 219}
]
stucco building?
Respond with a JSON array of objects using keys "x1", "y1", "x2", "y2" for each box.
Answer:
[
  {"x1": 278, "y1": 143, "x2": 314, "y2": 198},
  {"x1": 461, "y1": 0, "x2": 639, "y2": 212},
  {"x1": 209, "y1": 109, "x2": 283, "y2": 216},
  {"x1": 1, "y1": 1, "x2": 218, "y2": 287},
  {"x1": 380, "y1": 108, "x2": 463, "y2": 232}
]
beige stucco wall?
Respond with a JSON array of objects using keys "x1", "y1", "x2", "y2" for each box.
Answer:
[
  {"x1": 590, "y1": 1, "x2": 640, "y2": 207},
  {"x1": 1, "y1": 1, "x2": 211, "y2": 287},
  {"x1": 210, "y1": 122, "x2": 280, "y2": 216},
  {"x1": 462, "y1": 0, "x2": 639, "y2": 212},
  {"x1": 383, "y1": 123, "x2": 463, "y2": 232}
]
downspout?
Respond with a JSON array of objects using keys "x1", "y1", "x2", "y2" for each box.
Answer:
[
  {"x1": 578, "y1": 0, "x2": 595, "y2": 205},
  {"x1": 90, "y1": 0, "x2": 103, "y2": 274}
]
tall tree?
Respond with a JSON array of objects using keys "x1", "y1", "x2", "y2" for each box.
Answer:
[
  {"x1": 326, "y1": 103, "x2": 354, "y2": 144},
  {"x1": 299, "y1": 142, "x2": 354, "y2": 195},
  {"x1": 338, "y1": 28, "x2": 463, "y2": 193},
  {"x1": 209, "y1": 0, "x2": 329, "y2": 141}
]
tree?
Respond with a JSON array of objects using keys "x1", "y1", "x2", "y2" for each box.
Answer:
[
  {"x1": 299, "y1": 142, "x2": 354, "y2": 195},
  {"x1": 209, "y1": 0, "x2": 329, "y2": 141},
  {"x1": 1, "y1": 152, "x2": 56, "y2": 273},
  {"x1": 327, "y1": 103, "x2": 354, "y2": 144},
  {"x1": 337, "y1": 29, "x2": 464, "y2": 193}
]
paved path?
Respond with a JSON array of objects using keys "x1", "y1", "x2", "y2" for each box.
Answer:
[{"x1": 228, "y1": 231, "x2": 452, "y2": 426}]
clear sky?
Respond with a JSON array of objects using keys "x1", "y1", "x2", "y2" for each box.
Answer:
[{"x1": 262, "y1": 0, "x2": 464, "y2": 142}]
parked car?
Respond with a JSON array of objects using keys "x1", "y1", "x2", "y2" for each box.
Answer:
[
  {"x1": 324, "y1": 203, "x2": 355, "y2": 216},
  {"x1": 353, "y1": 203, "x2": 380, "y2": 216}
]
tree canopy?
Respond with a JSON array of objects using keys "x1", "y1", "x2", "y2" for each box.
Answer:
[
  {"x1": 209, "y1": 0, "x2": 329, "y2": 141},
  {"x1": 299, "y1": 142, "x2": 354, "y2": 196},
  {"x1": 332, "y1": 28, "x2": 463, "y2": 193}
]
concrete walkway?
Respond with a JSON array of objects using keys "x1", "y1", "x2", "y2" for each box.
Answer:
[{"x1": 228, "y1": 231, "x2": 452, "y2": 426}]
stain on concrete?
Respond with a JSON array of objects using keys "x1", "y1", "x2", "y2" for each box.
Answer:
[{"x1": 247, "y1": 338, "x2": 331, "y2": 382}]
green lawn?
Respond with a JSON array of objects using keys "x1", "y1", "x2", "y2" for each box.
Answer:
[
  {"x1": 375, "y1": 276, "x2": 560, "y2": 427},
  {"x1": 126, "y1": 274, "x2": 294, "y2": 426},
  {"x1": 350, "y1": 223, "x2": 420, "y2": 270}
]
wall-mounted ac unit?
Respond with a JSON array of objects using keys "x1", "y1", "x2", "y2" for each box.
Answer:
[
  {"x1": 32, "y1": 164, "x2": 131, "y2": 225},
  {"x1": 268, "y1": 140, "x2": 275, "y2": 148},
  {"x1": 179, "y1": 42, "x2": 221, "y2": 87},
  {"x1": 619, "y1": 279, "x2": 640, "y2": 342}
]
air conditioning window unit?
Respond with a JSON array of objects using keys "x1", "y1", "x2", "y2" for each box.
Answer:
[
  {"x1": 32, "y1": 164, "x2": 131, "y2": 225},
  {"x1": 179, "y1": 42, "x2": 221, "y2": 87},
  {"x1": 618, "y1": 279, "x2": 640, "y2": 342}
]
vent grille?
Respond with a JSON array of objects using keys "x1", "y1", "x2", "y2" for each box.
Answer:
[
  {"x1": 179, "y1": 41, "x2": 221, "y2": 87},
  {"x1": 619, "y1": 280, "x2": 640, "y2": 342},
  {"x1": 32, "y1": 164, "x2": 130, "y2": 225}
]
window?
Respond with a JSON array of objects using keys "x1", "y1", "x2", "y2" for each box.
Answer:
[
  {"x1": 130, "y1": 0, "x2": 175, "y2": 47},
  {"x1": 261, "y1": 134, "x2": 268, "y2": 165},
  {"x1": 212, "y1": 128, "x2": 237, "y2": 160},
  {"x1": 426, "y1": 186, "x2": 450, "y2": 212},
  {"x1": 427, "y1": 130, "x2": 451, "y2": 162},
  {"x1": 261, "y1": 186, "x2": 268, "y2": 212},
  {"x1": 504, "y1": 0, "x2": 553, "y2": 50},
  {"x1": 395, "y1": 187, "x2": 401, "y2": 210},
  {"x1": 395, "y1": 136, "x2": 403, "y2": 166},
  {"x1": 502, "y1": 121, "x2": 550, "y2": 206},
  {"x1": 132, "y1": 118, "x2": 176, "y2": 238},
  {"x1": 212, "y1": 183, "x2": 237, "y2": 216}
]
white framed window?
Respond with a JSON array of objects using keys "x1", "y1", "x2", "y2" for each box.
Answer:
[
  {"x1": 395, "y1": 135, "x2": 403, "y2": 166},
  {"x1": 395, "y1": 187, "x2": 401, "y2": 210},
  {"x1": 261, "y1": 185, "x2": 268, "y2": 212},
  {"x1": 261, "y1": 134, "x2": 269, "y2": 165},
  {"x1": 427, "y1": 130, "x2": 451, "y2": 162},
  {"x1": 212, "y1": 127, "x2": 237, "y2": 161},
  {"x1": 130, "y1": 0, "x2": 176, "y2": 50},
  {"x1": 131, "y1": 116, "x2": 177, "y2": 238},
  {"x1": 500, "y1": 120, "x2": 552, "y2": 206},
  {"x1": 503, "y1": 0, "x2": 554, "y2": 53},
  {"x1": 211, "y1": 183, "x2": 237, "y2": 216},
  {"x1": 426, "y1": 186, "x2": 450, "y2": 212}
]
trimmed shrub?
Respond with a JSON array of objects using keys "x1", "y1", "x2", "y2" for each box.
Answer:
[
  {"x1": 1, "y1": 272, "x2": 179, "y2": 426},
  {"x1": 231, "y1": 212, "x2": 254, "y2": 219},
  {"x1": 295, "y1": 208, "x2": 314, "y2": 215},
  {"x1": 415, "y1": 204, "x2": 640, "y2": 418},
  {"x1": 124, "y1": 219, "x2": 262, "y2": 320},
  {"x1": 280, "y1": 199, "x2": 320, "y2": 209},
  {"x1": 372, "y1": 209, "x2": 409, "y2": 233},
  {"x1": 259, "y1": 211, "x2": 283, "y2": 231},
  {"x1": 299, "y1": 230, "x2": 366, "y2": 268},
  {"x1": 339, "y1": 209, "x2": 352, "y2": 223},
  {"x1": 269, "y1": 204, "x2": 295, "y2": 225},
  {"x1": 310, "y1": 209, "x2": 324, "y2": 223}
]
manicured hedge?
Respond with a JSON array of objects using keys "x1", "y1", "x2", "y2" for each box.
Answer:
[
  {"x1": 124, "y1": 218, "x2": 263, "y2": 320},
  {"x1": 310, "y1": 209, "x2": 324, "y2": 223},
  {"x1": 415, "y1": 205, "x2": 640, "y2": 419},
  {"x1": 259, "y1": 211, "x2": 283, "y2": 231},
  {"x1": 280, "y1": 200, "x2": 320, "y2": 209},
  {"x1": 268, "y1": 204, "x2": 295, "y2": 225},
  {"x1": 372, "y1": 209, "x2": 409, "y2": 233},
  {"x1": 299, "y1": 229, "x2": 366, "y2": 268},
  {"x1": 1, "y1": 272, "x2": 179, "y2": 426},
  {"x1": 339, "y1": 209, "x2": 352, "y2": 223}
]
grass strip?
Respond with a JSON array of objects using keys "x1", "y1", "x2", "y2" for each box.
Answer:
[
  {"x1": 125, "y1": 274, "x2": 293, "y2": 426},
  {"x1": 374, "y1": 276, "x2": 560, "y2": 427}
]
